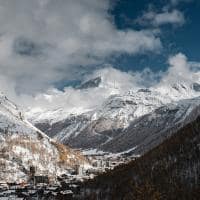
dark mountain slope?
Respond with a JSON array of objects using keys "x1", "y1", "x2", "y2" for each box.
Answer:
[
  {"x1": 78, "y1": 116, "x2": 200, "y2": 200},
  {"x1": 76, "y1": 76, "x2": 102, "y2": 89},
  {"x1": 101, "y1": 98, "x2": 200, "y2": 153}
]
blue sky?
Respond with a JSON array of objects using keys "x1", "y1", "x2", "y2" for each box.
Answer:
[{"x1": 109, "y1": 0, "x2": 200, "y2": 72}]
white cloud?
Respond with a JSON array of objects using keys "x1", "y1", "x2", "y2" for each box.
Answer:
[
  {"x1": 159, "y1": 53, "x2": 200, "y2": 86},
  {"x1": 23, "y1": 53, "x2": 200, "y2": 114},
  {"x1": 23, "y1": 66, "x2": 164, "y2": 115},
  {"x1": 0, "y1": 0, "x2": 161, "y2": 98},
  {"x1": 0, "y1": 0, "x2": 196, "y2": 112},
  {"x1": 136, "y1": 0, "x2": 190, "y2": 27},
  {"x1": 21, "y1": 67, "x2": 141, "y2": 111},
  {"x1": 137, "y1": 9, "x2": 185, "y2": 26}
]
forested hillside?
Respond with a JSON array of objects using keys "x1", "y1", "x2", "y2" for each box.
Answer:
[{"x1": 78, "y1": 116, "x2": 200, "y2": 200}]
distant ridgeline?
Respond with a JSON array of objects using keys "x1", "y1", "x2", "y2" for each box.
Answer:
[{"x1": 78, "y1": 116, "x2": 200, "y2": 200}]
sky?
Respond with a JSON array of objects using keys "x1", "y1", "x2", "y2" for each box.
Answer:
[
  {"x1": 110, "y1": 0, "x2": 200, "y2": 71},
  {"x1": 0, "y1": 0, "x2": 200, "y2": 108}
]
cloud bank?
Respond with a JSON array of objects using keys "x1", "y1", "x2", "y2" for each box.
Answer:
[
  {"x1": 23, "y1": 53, "x2": 200, "y2": 115},
  {"x1": 0, "y1": 0, "x2": 161, "y2": 98},
  {"x1": 159, "y1": 53, "x2": 200, "y2": 86}
]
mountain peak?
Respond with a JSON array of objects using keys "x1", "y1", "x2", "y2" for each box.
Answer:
[{"x1": 76, "y1": 76, "x2": 102, "y2": 89}]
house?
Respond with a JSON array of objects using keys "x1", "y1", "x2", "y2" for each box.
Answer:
[{"x1": 34, "y1": 175, "x2": 49, "y2": 184}]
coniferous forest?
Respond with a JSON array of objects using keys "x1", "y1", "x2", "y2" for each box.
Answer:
[{"x1": 78, "y1": 116, "x2": 200, "y2": 200}]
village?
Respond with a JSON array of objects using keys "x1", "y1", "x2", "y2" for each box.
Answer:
[{"x1": 0, "y1": 152, "x2": 136, "y2": 199}]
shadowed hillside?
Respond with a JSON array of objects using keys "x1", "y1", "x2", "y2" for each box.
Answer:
[{"x1": 78, "y1": 116, "x2": 200, "y2": 200}]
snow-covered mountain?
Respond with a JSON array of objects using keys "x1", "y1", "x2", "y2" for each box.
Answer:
[
  {"x1": 0, "y1": 93, "x2": 88, "y2": 183},
  {"x1": 26, "y1": 78, "x2": 200, "y2": 154},
  {"x1": 28, "y1": 89, "x2": 171, "y2": 148},
  {"x1": 101, "y1": 97, "x2": 200, "y2": 153}
]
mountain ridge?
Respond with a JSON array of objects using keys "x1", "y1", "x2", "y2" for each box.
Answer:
[
  {"x1": 27, "y1": 79, "x2": 200, "y2": 154},
  {"x1": 0, "y1": 93, "x2": 89, "y2": 183}
]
